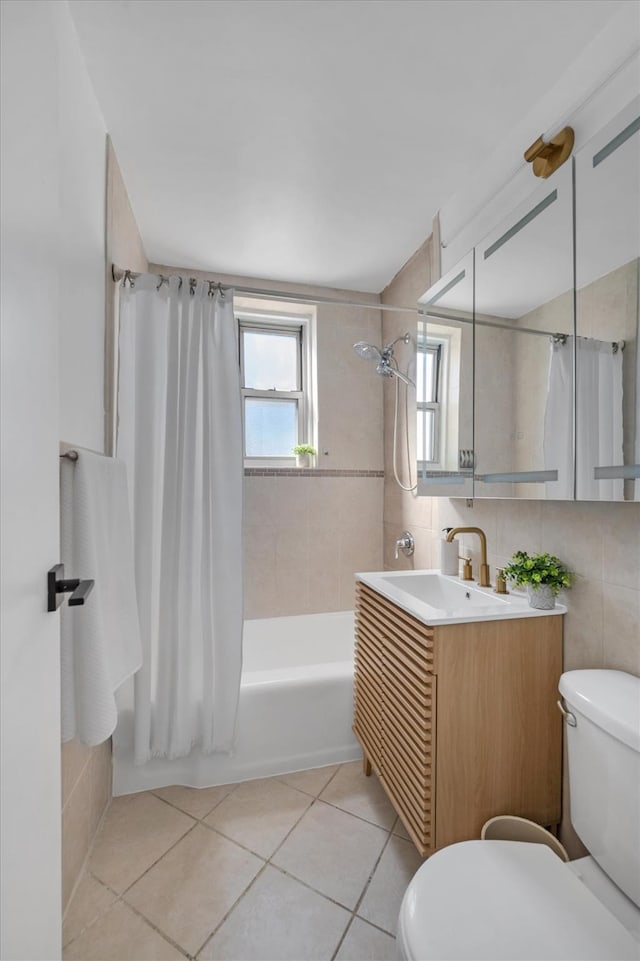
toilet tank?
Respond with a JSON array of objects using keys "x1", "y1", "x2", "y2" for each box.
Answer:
[{"x1": 559, "y1": 670, "x2": 640, "y2": 907}]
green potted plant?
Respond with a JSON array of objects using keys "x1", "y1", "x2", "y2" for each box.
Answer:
[
  {"x1": 293, "y1": 443, "x2": 316, "y2": 469},
  {"x1": 503, "y1": 550, "x2": 573, "y2": 610}
]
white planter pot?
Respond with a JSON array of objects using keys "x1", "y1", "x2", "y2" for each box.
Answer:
[
  {"x1": 527, "y1": 583, "x2": 556, "y2": 610},
  {"x1": 295, "y1": 454, "x2": 313, "y2": 469}
]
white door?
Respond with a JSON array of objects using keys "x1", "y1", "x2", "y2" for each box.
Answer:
[{"x1": 1, "y1": 2, "x2": 63, "y2": 957}]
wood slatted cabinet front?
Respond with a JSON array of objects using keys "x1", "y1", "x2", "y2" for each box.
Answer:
[{"x1": 353, "y1": 582, "x2": 562, "y2": 857}]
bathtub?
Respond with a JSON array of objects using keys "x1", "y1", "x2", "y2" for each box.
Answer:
[{"x1": 112, "y1": 610, "x2": 361, "y2": 796}]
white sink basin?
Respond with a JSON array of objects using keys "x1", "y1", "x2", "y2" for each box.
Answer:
[
  {"x1": 381, "y1": 572, "x2": 509, "y2": 612},
  {"x1": 356, "y1": 569, "x2": 566, "y2": 625}
]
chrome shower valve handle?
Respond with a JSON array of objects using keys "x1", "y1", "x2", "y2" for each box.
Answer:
[{"x1": 394, "y1": 531, "x2": 415, "y2": 560}]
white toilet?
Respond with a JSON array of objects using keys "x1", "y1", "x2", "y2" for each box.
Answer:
[{"x1": 397, "y1": 669, "x2": 640, "y2": 960}]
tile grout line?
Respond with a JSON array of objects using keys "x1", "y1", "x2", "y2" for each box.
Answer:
[
  {"x1": 149, "y1": 781, "x2": 241, "y2": 821},
  {"x1": 329, "y1": 823, "x2": 397, "y2": 961},
  {"x1": 193, "y1": 768, "x2": 401, "y2": 956},
  {"x1": 118, "y1": 819, "x2": 201, "y2": 898},
  {"x1": 191, "y1": 860, "x2": 272, "y2": 959},
  {"x1": 61, "y1": 782, "x2": 113, "y2": 933},
  {"x1": 65, "y1": 763, "x2": 403, "y2": 960},
  {"x1": 84, "y1": 868, "x2": 197, "y2": 961},
  {"x1": 62, "y1": 873, "x2": 114, "y2": 951},
  {"x1": 313, "y1": 795, "x2": 396, "y2": 832},
  {"x1": 191, "y1": 788, "x2": 327, "y2": 957},
  {"x1": 61, "y1": 751, "x2": 92, "y2": 816},
  {"x1": 118, "y1": 896, "x2": 193, "y2": 959},
  {"x1": 63, "y1": 818, "x2": 199, "y2": 956},
  {"x1": 190, "y1": 764, "x2": 360, "y2": 958}
]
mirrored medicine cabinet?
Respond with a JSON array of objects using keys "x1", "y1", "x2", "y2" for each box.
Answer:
[{"x1": 417, "y1": 98, "x2": 640, "y2": 502}]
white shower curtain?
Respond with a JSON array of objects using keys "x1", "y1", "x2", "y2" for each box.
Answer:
[
  {"x1": 574, "y1": 337, "x2": 623, "y2": 500},
  {"x1": 544, "y1": 336, "x2": 623, "y2": 501},
  {"x1": 543, "y1": 339, "x2": 574, "y2": 498},
  {"x1": 117, "y1": 274, "x2": 243, "y2": 763}
]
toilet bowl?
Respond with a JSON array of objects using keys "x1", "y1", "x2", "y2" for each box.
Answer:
[
  {"x1": 397, "y1": 840, "x2": 639, "y2": 960},
  {"x1": 397, "y1": 670, "x2": 640, "y2": 960}
]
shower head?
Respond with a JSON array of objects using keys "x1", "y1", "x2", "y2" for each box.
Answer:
[
  {"x1": 352, "y1": 334, "x2": 415, "y2": 386},
  {"x1": 353, "y1": 333, "x2": 412, "y2": 362},
  {"x1": 353, "y1": 342, "x2": 383, "y2": 362}
]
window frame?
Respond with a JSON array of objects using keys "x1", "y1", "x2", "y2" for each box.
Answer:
[
  {"x1": 237, "y1": 307, "x2": 316, "y2": 466},
  {"x1": 417, "y1": 337, "x2": 445, "y2": 468}
]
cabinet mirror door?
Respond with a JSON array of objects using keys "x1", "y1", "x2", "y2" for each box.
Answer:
[
  {"x1": 416, "y1": 251, "x2": 474, "y2": 497},
  {"x1": 474, "y1": 164, "x2": 574, "y2": 499},
  {"x1": 574, "y1": 99, "x2": 640, "y2": 501}
]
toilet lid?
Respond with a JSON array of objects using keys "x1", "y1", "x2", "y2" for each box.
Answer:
[{"x1": 398, "y1": 841, "x2": 639, "y2": 961}]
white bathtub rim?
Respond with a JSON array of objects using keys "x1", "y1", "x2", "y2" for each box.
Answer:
[
  {"x1": 243, "y1": 609, "x2": 354, "y2": 629},
  {"x1": 242, "y1": 659, "x2": 352, "y2": 688}
]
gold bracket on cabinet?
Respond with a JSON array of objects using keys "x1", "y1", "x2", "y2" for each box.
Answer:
[{"x1": 524, "y1": 127, "x2": 574, "y2": 179}]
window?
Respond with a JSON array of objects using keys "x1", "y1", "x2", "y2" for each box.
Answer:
[
  {"x1": 238, "y1": 308, "x2": 316, "y2": 463},
  {"x1": 416, "y1": 341, "x2": 442, "y2": 465}
]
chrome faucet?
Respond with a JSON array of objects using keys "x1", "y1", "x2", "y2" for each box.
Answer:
[
  {"x1": 446, "y1": 527, "x2": 491, "y2": 587},
  {"x1": 395, "y1": 531, "x2": 415, "y2": 560}
]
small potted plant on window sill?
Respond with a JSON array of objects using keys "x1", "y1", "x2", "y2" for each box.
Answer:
[
  {"x1": 293, "y1": 444, "x2": 316, "y2": 469},
  {"x1": 503, "y1": 550, "x2": 573, "y2": 610}
]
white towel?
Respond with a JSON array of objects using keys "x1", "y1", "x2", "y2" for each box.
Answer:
[{"x1": 61, "y1": 450, "x2": 143, "y2": 745}]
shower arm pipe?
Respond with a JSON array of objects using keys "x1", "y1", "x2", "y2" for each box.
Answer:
[
  {"x1": 112, "y1": 264, "x2": 420, "y2": 315},
  {"x1": 384, "y1": 332, "x2": 413, "y2": 351}
]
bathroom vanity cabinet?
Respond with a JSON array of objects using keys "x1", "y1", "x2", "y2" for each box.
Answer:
[{"x1": 353, "y1": 582, "x2": 563, "y2": 856}]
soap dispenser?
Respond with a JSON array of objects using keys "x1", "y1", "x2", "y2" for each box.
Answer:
[
  {"x1": 494, "y1": 568, "x2": 509, "y2": 594},
  {"x1": 440, "y1": 528, "x2": 459, "y2": 575}
]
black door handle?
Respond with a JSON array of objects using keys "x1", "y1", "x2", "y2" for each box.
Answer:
[{"x1": 47, "y1": 564, "x2": 95, "y2": 612}]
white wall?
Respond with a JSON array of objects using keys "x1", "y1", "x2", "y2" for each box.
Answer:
[
  {"x1": 0, "y1": 2, "x2": 107, "y2": 957},
  {"x1": 58, "y1": 2, "x2": 107, "y2": 451},
  {"x1": 1, "y1": 3, "x2": 63, "y2": 956}
]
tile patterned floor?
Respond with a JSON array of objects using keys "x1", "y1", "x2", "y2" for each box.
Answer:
[{"x1": 63, "y1": 760, "x2": 424, "y2": 961}]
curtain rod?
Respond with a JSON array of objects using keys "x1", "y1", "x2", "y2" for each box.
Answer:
[
  {"x1": 112, "y1": 269, "x2": 624, "y2": 350},
  {"x1": 112, "y1": 265, "x2": 420, "y2": 315},
  {"x1": 423, "y1": 308, "x2": 625, "y2": 349},
  {"x1": 424, "y1": 307, "x2": 569, "y2": 341}
]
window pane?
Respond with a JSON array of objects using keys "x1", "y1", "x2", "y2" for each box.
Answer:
[
  {"x1": 245, "y1": 397, "x2": 298, "y2": 456},
  {"x1": 243, "y1": 329, "x2": 299, "y2": 390},
  {"x1": 417, "y1": 345, "x2": 439, "y2": 403},
  {"x1": 425, "y1": 350, "x2": 437, "y2": 401},
  {"x1": 417, "y1": 409, "x2": 435, "y2": 463},
  {"x1": 416, "y1": 348, "x2": 425, "y2": 400}
]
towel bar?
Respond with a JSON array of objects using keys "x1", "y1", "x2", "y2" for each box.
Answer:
[{"x1": 47, "y1": 563, "x2": 94, "y2": 612}]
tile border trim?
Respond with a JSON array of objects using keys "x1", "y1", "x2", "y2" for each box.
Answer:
[{"x1": 244, "y1": 469, "x2": 384, "y2": 478}]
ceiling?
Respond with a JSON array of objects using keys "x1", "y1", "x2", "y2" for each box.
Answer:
[{"x1": 70, "y1": 0, "x2": 626, "y2": 292}]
